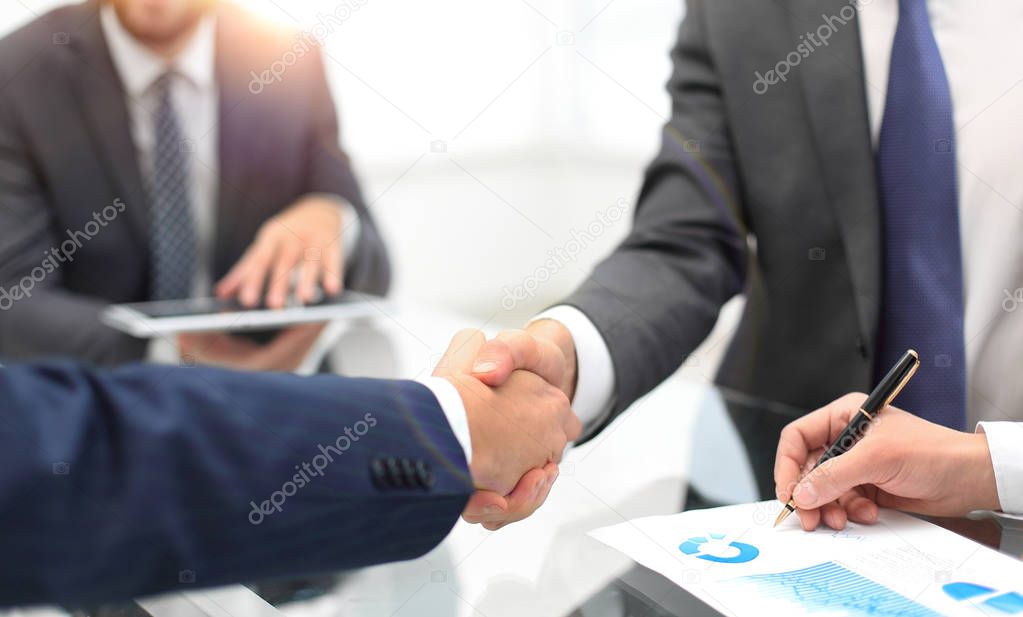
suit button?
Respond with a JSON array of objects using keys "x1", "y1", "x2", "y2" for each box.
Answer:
[
  {"x1": 385, "y1": 457, "x2": 405, "y2": 488},
  {"x1": 856, "y1": 337, "x2": 868, "y2": 359},
  {"x1": 415, "y1": 459, "x2": 435, "y2": 490},
  {"x1": 400, "y1": 458, "x2": 417, "y2": 487},
  {"x1": 370, "y1": 458, "x2": 388, "y2": 490}
]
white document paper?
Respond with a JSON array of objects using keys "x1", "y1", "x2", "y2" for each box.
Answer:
[{"x1": 589, "y1": 502, "x2": 1023, "y2": 616}]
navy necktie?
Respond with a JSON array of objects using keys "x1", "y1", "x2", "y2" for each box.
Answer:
[
  {"x1": 876, "y1": 0, "x2": 966, "y2": 429},
  {"x1": 148, "y1": 72, "x2": 197, "y2": 301}
]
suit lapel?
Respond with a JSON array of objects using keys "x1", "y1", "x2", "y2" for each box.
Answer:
[
  {"x1": 211, "y1": 3, "x2": 251, "y2": 276},
  {"x1": 69, "y1": 3, "x2": 150, "y2": 246},
  {"x1": 788, "y1": 0, "x2": 881, "y2": 349}
]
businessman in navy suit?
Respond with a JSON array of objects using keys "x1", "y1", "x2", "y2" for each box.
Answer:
[{"x1": 0, "y1": 330, "x2": 579, "y2": 608}]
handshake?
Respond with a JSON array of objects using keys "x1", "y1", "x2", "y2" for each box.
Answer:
[{"x1": 431, "y1": 320, "x2": 581, "y2": 530}]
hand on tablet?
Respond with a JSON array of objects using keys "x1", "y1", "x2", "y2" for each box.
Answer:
[
  {"x1": 215, "y1": 196, "x2": 346, "y2": 309},
  {"x1": 178, "y1": 323, "x2": 324, "y2": 372}
]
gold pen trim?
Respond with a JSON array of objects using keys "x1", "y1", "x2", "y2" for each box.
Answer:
[{"x1": 883, "y1": 349, "x2": 920, "y2": 408}]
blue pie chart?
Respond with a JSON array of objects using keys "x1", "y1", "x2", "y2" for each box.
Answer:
[{"x1": 679, "y1": 533, "x2": 760, "y2": 564}]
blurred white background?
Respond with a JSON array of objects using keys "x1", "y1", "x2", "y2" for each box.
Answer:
[{"x1": 1, "y1": 0, "x2": 740, "y2": 379}]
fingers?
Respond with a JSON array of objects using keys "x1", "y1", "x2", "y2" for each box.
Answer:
[
  {"x1": 484, "y1": 464, "x2": 558, "y2": 531},
  {"x1": 796, "y1": 506, "x2": 820, "y2": 531},
  {"x1": 838, "y1": 489, "x2": 878, "y2": 524},
  {"x1": 775, "y1": 393, "x2": 867, "y2": 502},
  {"x1": 251, "y1": 325, "x2": 325, "y2": 371},
  {"x1": 792, "y1": 443, "x2": 879, "y2": 511},
  {"x1": 530, "y1": 375, "x2": 576, "y2": 462},
  {"x1": 269, "y1": 324, "x2": 324, "y2": 348},
  {"x1": 266, "y1": 240, "x2": 304, "y2": 309},
  {"x1": 216, "y1": 204, "x2": 346, "y2": 308},
  {"x1": 176, "y1": 332, "x2": 259, "y2": 367},
  {"x1": 218, "y1": 239, "x2": 277, "y2": 307},
  {"x1": 819, "y1": 501, "x2": 848, "y2": 530},
  {"x1": 462, "y1": 464, "x2": 559, "y2": 531},
  {"x1": 796, "y1": 489, "x2": 880, "y2": 532},
  {"x1": 177, "y1": 332, "x2": 204, "y2": 353},
  {"x1": 562, "y1": 404, "x2": 582, "y2": 442},
  {"x1": 467, "y1": 329, "x2": 579, "y2": 442},
  {"x1": 321, "y1": 240, "x2": 343, "y2": 297},
  {"x1": 237, "y1": 235, "x2": 279, "y2": 308},
  {"x1": 774, "y1": 453, "x2": 804, "y2": 504},
  {"x1": 472, "y1": 330, "x2": 566, "y2": 391},
  {"x1": 461, "y1": 491, "x2": 510, "y2": 524},
  {"x1": 470, "y1": 331, "x2": 530, "y2": 386},
  {"x1": 296, "y1": 255, "x2": 322, "y2": 305},
  {"x1": 433, "y1": 329, "x2": 487, "y2": 377}
]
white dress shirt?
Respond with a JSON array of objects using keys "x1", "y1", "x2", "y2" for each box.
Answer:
[
  {"x1": 101, "y1": 4, "x2": 219, "y2": 297},
  {"x1": 539, "y1": 1, "x2": 1023, "y2": 514},
  {"x1": 97, "y1": 7, "x2": 485, "y2": 464}
]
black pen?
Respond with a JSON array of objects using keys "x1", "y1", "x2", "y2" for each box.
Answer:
[{"x1": 774, "y1": 349, "x2": 920, "y2": 527}]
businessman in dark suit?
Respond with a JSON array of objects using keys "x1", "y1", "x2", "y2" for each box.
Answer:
[
  {"x1": 461, "y1": 0, "x2": 1023, "y2": 527},
  {"x1": 0, "y1": 0, "x2": 389, "y2": 367},
  {"x1": 0, "y1": 329, "x2": 579, "y2": 608}
]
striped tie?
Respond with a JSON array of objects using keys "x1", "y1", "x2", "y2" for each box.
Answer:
[{"x1": 148, "y1": 72, "x2": 197, "y2": 301}]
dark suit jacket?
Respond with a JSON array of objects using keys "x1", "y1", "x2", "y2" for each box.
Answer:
[
  {"x1": 563, "y1": 0, "x2": 882, "y2": 496},
  {"x1": 0, "y1": 361, "x2": 471, "y2": 608},
  {"x1": 0, "y1": 1, "x2": 390, "y2": 365}
]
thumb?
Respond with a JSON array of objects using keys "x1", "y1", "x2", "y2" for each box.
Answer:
[
  {"x1": 792, "y1": 447, "x2": 880, "y2": 509},
  {"x1": 472, "y1": 330, "x2": 564, "y2": 389},
  {"x1": 433, "y1": 329, "x2": 487, "y2": 377}
]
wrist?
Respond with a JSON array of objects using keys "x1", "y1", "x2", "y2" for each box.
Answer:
[
  {"x1": 417, "y1": 376, "x2": 474, "y2": 468},
  {"x1": 442, "y1": 374, "x2": 491, "y2": 488},
  {"x1": 526, "y1": 319, "x2": 577, "y2": 399},
  {"x1": 965, "y1": 432, "x2": 1002, "y2": 512}
]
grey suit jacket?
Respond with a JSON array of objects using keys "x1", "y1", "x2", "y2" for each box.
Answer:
[
  {"x1": 564, "y1": 0, "x2": 881, "y2": 496},
  {"x1": 0, "y1": 1, "x2": 390, "y2": 365}
]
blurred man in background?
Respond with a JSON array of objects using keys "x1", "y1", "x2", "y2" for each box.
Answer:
[{"x1": 0, "y1": 0, "x2": 389, "y2": 368}]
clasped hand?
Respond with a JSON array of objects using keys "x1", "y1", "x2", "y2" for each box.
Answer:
[{"x1": 432, "y1": 323, "x2": 580, "y2": 530}]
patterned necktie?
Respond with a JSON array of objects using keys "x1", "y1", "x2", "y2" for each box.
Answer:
[
  {"x1": 148, "y1": 72, "x2": 197, "y2": 301},
  {"x1": 875, "y1": 0, "x2": 966, "y2": 429}
]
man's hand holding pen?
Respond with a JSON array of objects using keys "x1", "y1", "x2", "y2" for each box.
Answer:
[{"x1": 774, "y1": 392, "x2": 1002, "y2": 532}]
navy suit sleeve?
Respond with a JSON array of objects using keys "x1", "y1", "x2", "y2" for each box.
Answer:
[{"x1": 0, "y1": 361, "x2": 473, "y2": 608}]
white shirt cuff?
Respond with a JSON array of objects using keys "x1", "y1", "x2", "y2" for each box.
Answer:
[
  {"x1": 336, "y1": 200, "x2": 361, "y2": 262},
  {"x1": 977, "y1": 421, "x2": 1023, "y2": 515},
  {"x1": 531, "y1": 305, "x2": 615, "y2": 430},
  {"x1": 146, "y1": 337, "x2": 180, "y2": 364},
  {"x1": 416, "y1": 376, "x2": 472, "y2": 465}
]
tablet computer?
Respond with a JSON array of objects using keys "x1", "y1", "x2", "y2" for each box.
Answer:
[{"x1": 101, "y1": 293, "x2": 387, "y2": 337}]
